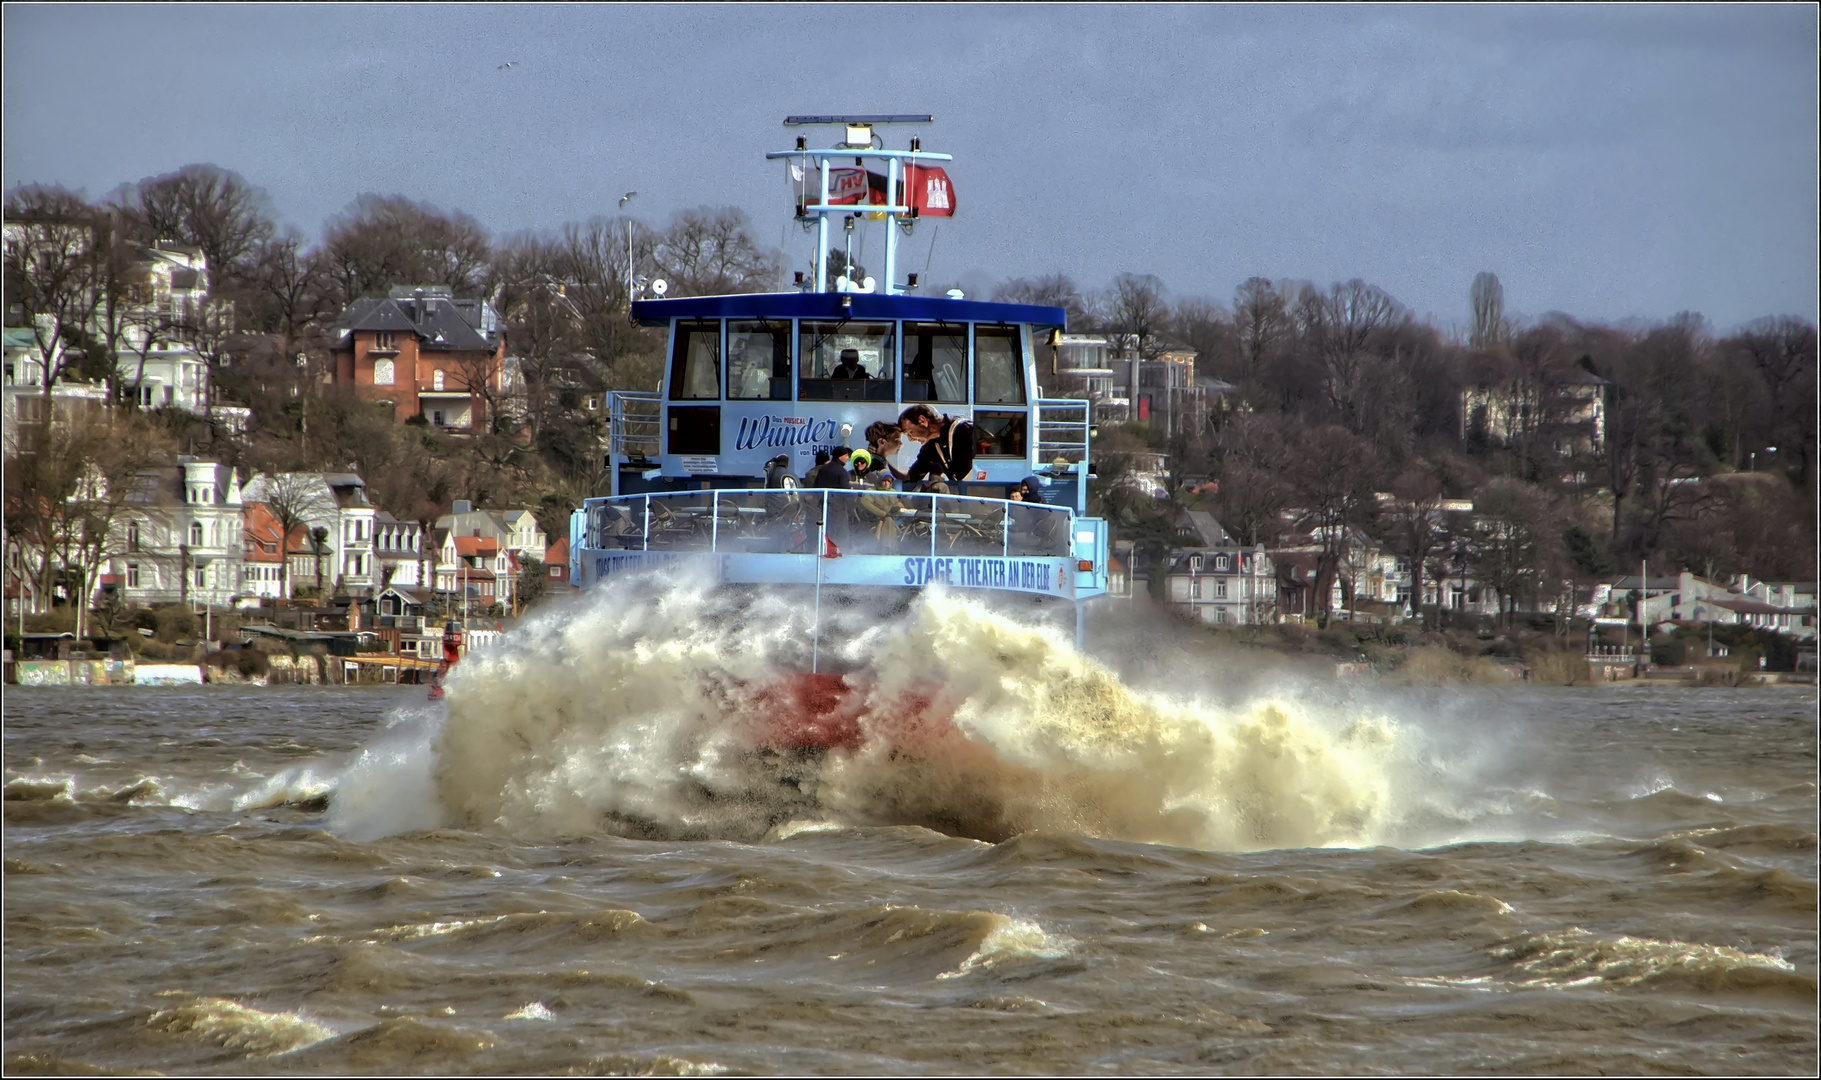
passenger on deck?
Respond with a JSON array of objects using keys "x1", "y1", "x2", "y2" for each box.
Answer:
[
  {"x1": 763, "y1": 454, "x2": 805, "y2": 548},
  {"x1": 1011, "y1": 475, "x2": 1063, "y2": 552},
  {"x1": 855, "y1": 468, "x2": 903, "y2": 552},
  {"x1": 898, "y1": 403, "x2": 976, "y2": 489},
  {"x1": 831, "y1": 348, "x2": 869, "y2": 380},
  {"x1": 864, "y1": 421, "x2": 910, "y2": 483},
  {"x1": 848, "y1": 448, "x2": 878, "y2": 483},
  {"x1": 808, "y1": 446, "x2": 854, "y2": 488},
  {"x1": 764, "y1": 455, "x2": 799, "y2": 504}
]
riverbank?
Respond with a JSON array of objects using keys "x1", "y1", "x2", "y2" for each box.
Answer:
[
  {"x1": 4, "y1": 651, "x2": 429, "y2": 687},
  {"x1": 1162, "y1": 616, "x2": 1816, "y2": 687}
]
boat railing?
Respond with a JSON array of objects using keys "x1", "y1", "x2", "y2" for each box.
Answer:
[
  {"x1": 608, "y1": 391, "x2": 662, "y2": 458},
  {"x1": 1033, "y1": 397, "x2": 1090, "y2": 465},
  {"x1": 584, "y1": 488, "x2": 1073, "y2": 560}
]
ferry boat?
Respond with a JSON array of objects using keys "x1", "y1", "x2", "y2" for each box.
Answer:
[{"x1": 568, "y1": 115, "x2": 1108, "y2": 749}]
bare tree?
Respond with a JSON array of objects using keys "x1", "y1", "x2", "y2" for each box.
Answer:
[
  {"x1": 1232, "y1": 277, "x2": 1289, "y2": 374},
  {"x1": 4, "y1": 187, "x2": 114, "y2": 411},
  {"x1": 243, "y1": 233, "x2": 331, "y2": 344},
  {"x1": 994, "y1": 273, "x2": 1092, "y2": 326},
  {"x1": 650, "y1": 207, "x2": 780, "y2": 297},
  {"x1": 1104, "y1": 272, "x2": 1169, "y2": 361},
  {"x1": 554, "y1": 217, "x2": 664, "y2": 390},
  {"x1": 1295, "y1": 279, "x2": 1406, "y2": 434},
  {"x1": 1205, "y1": 413, "x2": 1292, "y2": 548},
  {"x1": 113, "y1": 164, "x2": 276, "y2": 286},
  {"x1": 245, "y1": 472, "x2": 335, "y2": 599},
  {"x1": 1467, "y1": 477, "x2": 1557, "y2": 627},
  {"x1": 3, "y1": 404, "x2": 170, "y2": 634},
  {"x1": 1286, "y1": 422, "x2": 1380, "y2": 628},
  {"x1": 1730, "y1": 316, "x2": 1818, "y2": 496},
  {"x1": 1379, "y1": 464, "x2": 1451, "y2": 630},
  {"x1": 1470, "y1": 271, "x2": 1507, "y2": 353},
  {"x1": 319, "y1": 194, "x2": 492, "y2": 306}
]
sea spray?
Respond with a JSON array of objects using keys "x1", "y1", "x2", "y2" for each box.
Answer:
[
  {"x1": 429, "y1": 566, "x2": 826, "y2": 837},
  {"x1": 822, "y1": 587, "x2": 1409, "y2": 849},
  {"x1": 337, "y1": 566, "x2": 1446, "y2": 849}
]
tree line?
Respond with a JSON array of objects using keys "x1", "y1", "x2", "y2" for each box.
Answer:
[{"x1": 997, "y1": 270, "x2": 1816, "y2": 624}]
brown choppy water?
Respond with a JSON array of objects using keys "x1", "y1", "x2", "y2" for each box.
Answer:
[{"x1": 4, "y1": 580, "x2": 1817, "y2": 1075}]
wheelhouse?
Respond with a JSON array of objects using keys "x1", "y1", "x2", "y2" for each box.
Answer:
[{"x1": 614, "y1": 291, "x2": 1089, "y2": 506}]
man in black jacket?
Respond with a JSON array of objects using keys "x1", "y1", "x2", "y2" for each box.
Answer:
[
  {"x1": 808, "y1": 446, "x2": 854, "y2": 488},
  {"x1": 898, "y1": 404, "x2": 975, "y2": 489}
]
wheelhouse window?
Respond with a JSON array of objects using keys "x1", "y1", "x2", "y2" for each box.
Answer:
[
  {"x1": 727, "y1": 319, "x2": 791, "y2": 400},
  {"x1": 799, "y1": 321, "x2": 895, "y2": 401},
  {"x1": 669, "y1": 320, "x2": 722, "y2": 400},
  {"x1": 973, "y1": 325, "x2": 1025, "y2": 404},
  {"x1": 903, "y1": 322, "x2": 967, "y2": 403}
]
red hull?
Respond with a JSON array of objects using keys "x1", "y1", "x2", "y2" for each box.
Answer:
[{"x1": 734, "y1": 673, "x2": 955, "y2": 752}]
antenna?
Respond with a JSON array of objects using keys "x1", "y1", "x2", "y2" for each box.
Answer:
[{"x1": 782, "y1": 115, "x2": 933, "y2": 126}]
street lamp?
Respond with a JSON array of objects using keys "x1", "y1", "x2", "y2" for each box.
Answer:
[{"x1": 620, "y1": 192, "x2": 639, "y2": 305}]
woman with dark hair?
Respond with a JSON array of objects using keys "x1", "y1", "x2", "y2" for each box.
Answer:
[{"x1": 897, "y1": 403, "x2": 975, "y2": 488}]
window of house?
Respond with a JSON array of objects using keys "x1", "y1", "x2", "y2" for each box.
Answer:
[
  {"x1": 1215, "y1": 580, "x2": 1228, "y2": 599},
  {"x1": 190, "y1": 521, "x2": 205, "y2": 546},
  {"x1": 669, "y1": 320, "x2": 722, "y2": 400},
  {"x1": 727, "y1": 320, "x2": 791, "y2": 400},
  {"x1": 126, "y1": 563, "x2": 140, "y2": 588},
  {"x1": 375, "y1": 332, "x2": 396, "y2": 350},
  {"x1": 128, "y1": 521, "x2": 141, "y2": 551},
  {"x1": 374, "y1": 358, "x2": 396, "y2": 386},
  {"x1": 1189, "y1": 554, "x2": 1203, "y2": 571},
  {"x1": 1189, "y1": 578, "x2": 1202, "y2": 600},
  {"x1": 195, "y1": 565, "x2": 207, "y2": 588},
  {"x1": 433, "y1": 369, "x2": 445, "y2": 391},
  {"x1": 973, "y1": 325, "x2": 1025, "y2": 404},
  {"x1": 902, "y1": 322, "x2": 966, "y2": 403}
]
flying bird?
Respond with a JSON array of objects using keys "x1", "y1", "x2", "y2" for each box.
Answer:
[
  {"x1": 497, "y1": 61, "x2": 517, "y2": 70},
  {"x1": 619, "y1": 192, "x2": 638, "y2": 207}
]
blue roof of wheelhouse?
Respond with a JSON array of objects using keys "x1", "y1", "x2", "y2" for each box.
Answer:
[{"x1": 630, "y1": 292, "x2": 1068, "y2": 328}]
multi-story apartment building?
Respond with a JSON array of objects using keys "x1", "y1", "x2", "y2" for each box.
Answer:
[
  {"x1": 1160, "y1": 514, "x2": 1277, "y2": 625},
  {"x1": 331, "y1": 286, "x2": 508, "y2": 432},
  {"x1": 113, "y1": 458, "x2": 245, "y2": 607}
]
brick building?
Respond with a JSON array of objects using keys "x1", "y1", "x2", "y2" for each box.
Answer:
[{"x1": 331, "y1": 286, "x2": 507, "y2": 431}]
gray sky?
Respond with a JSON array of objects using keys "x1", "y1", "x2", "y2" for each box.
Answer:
[{"x1": 5, "y1": 4, "x2": 1816, "y2": 331}]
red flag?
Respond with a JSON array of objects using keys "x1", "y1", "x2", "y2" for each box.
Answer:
[
  {"x1": 904, "y1": 164, "x2": 955, "y2": 217},
  {"x1": 824, "y1": 536, "x2": 841, "y2": 558}
]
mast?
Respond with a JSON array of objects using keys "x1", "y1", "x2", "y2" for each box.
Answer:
[{"x1": 770, "y1": 115, "x2": 950, "y2": 296}]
